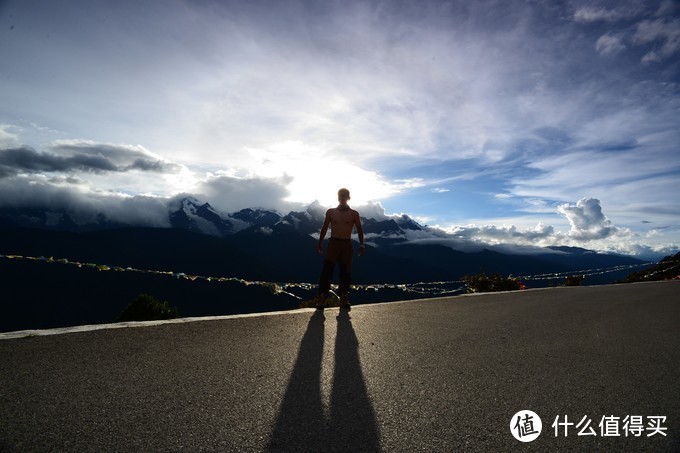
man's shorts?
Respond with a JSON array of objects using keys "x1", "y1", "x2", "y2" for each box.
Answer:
[{"x1": 325, "y1": 238, "x2": 353, "y2": 266}]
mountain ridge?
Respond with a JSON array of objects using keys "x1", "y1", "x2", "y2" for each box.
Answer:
[{"x1": 0, "y1": 195, "x2": 650, "y2": 285}]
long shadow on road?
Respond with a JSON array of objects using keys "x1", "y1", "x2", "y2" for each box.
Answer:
[{"x1": 268, "y1": 310, "x2": 380, "y2": 452}]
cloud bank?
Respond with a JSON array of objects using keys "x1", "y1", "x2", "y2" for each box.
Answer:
[
  {"x1": 0, "y1": 152, "x2": 672, "y2": 260},
  {"x1": 362, "y1": 197, "x2": 672, "y2": 258}
]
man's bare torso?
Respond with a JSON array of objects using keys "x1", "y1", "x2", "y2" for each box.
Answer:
[{"x1": 328, "y1": 207, "x2": 359, "y2": 239}]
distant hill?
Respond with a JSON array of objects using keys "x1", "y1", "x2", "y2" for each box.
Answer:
[
  {"x1": 0, "y1": 226, "x2": 645, "y2": 284},
  {"x1": 0, "y1": 196, "x2": 655, "y2": 332},
  {"x1": 619, "y1": 252, "x2": 680, "y2": 283}
]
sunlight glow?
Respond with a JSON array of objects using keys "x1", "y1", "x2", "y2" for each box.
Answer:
[
  {"x1": 163, "y1": 165, "x2": 200, "y2": 195},
  {"x1": 246, "y1": 141, "x2": 413, "y2": 206}
]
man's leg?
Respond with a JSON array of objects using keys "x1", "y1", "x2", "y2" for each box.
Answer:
[
  {"x1": 315, "y1": 260, "x2": 335, "y2": 309},
  {"x1": 318, "y1": 259, "x2": 335, "y2": 296},
  {"x1": 316, "y1": 240, "x2": 339, "y2": 309},
  {"x1": 338, "y1": 242, "x2": 353, "y2": 308},
  {"x1": 338, "y1": 261, "x2": 351, "y2": 294}
]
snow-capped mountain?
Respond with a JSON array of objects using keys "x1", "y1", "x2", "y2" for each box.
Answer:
[
  {"x1": 168, "y1": 197, "x2": 238, "y2": 236},
  {"x1": 0, "y1": 195, "x2": 654, "y2": 274},
  {"x1": 230, "y1": 208, "x2": 282, "y2": 227},
  {"x1": 278, "y1": 201, "x2": 327, "y2": 234},
  {"x1": 0, "y1": 194, "x2": 428, "y2": 240}
]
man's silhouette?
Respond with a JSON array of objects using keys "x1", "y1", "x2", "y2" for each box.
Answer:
[{"x1": 315, "y1": 188, "x2": 364, "y2": 310}]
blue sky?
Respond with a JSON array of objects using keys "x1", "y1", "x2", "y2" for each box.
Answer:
[{"x1": 0, "y1": 0, "x2": 678, "y2": 258}]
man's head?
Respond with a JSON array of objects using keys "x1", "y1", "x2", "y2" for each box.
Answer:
[{"x1": 338, "y1": 188, "x2": 350, "y2": 205}]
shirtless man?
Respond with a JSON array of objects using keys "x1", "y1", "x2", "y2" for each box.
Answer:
[{"x1": 315, "y1": 188, "x2": 364, "y2": 310}]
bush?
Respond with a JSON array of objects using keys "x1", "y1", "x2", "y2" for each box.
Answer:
[
  {"x1": 299, "y1": 292, "x2": 341, "y2": 309},
  {"x1": 117, "y1": 293, "x2": 179, "y2": 322},
  {"x1": 562, "y1": 275, "x2": 585, "y2": 286},
  {"x1": 463, "y1": 272, "x2": 523, "y2": 293}
]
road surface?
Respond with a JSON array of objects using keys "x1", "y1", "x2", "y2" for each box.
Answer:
[{"x1": 1, "y1": 281, "x2": 678, "y2": 451}]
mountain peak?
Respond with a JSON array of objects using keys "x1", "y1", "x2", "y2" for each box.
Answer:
[
  {"x1": 168, "y1": 196, "x2": 233, "y2": 236},
  {"x1": 231, "y1": 208, "x2": 282, "y2": 226},
  {"x1": 395, "y1": 213, "x2": 423, "y2": 231},
  {"x1": 171, "y1": 196, "x2": 215, "y2": 211}
]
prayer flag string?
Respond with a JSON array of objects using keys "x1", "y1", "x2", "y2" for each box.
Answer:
[{"x1": 0, "y1": 253, "x2": 655, "y2": 299}]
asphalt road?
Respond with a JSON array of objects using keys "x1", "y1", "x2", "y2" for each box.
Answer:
[{"x1": 1, "y1": 281, "x2": 678, "y2": 452}]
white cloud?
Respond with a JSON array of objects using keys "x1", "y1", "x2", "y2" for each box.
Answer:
[
  {"x1": 573, "y1": 6, "x2": 634, "y2": 23},
  {"x1": 414, "y1": 197, "x2": 670, "y2": 258},
  {"x1": 196, "y1": 173, "x2": 296, "y2": 214},
  {"x1": 641, "y1": 51, "x2": 661, "y2": 63},
  {"x1": 445, "y1": 222, "x2": 556, "y2": 245},
  {"x1": 509, "y1": 143, "x2": 680, "y2": 210},
  {"x1": 353, "y1": 201, "x2": 390, "y2": 221},
  {"x1": 634, "y1": 18, "x2": 680, "y2": 61},
  {"x1": 1, "y1": 1, "x2": 564, "y2": 171},
  {"x1": 574, "y1": 4, "x2": 680, "y2": 65},
  {"x1": 655, "y1": 0, "x2": 678, "y2": 17},
  {"x1": 595, "y1": 33, "x2": 626, "y2": 55},
  {"x1": 557, "y1": 198, "x2": 624, "y2": 241},
  {"x1": 0, "y1": 125, "x2": 19, "y2": 148}
]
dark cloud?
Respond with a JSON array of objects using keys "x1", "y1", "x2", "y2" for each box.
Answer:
[
  {"x1": 0, "y1": 146, "x2": 117, "y2": 176},
  {"x1": 50, "y1": 141, "x2": 183, "y2": 173},
  {"x1": 125, "y1": 158, "x2": 181, "y2": 173},
  {"x1": 47, "y1": 176, "x2": 87, "y2": 185},
  {"x1": 0, "y1": 142, "x2": 181, "y2": 177}
]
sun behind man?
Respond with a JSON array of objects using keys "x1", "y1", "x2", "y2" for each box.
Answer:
[{"x1": 315, "y1": 188, "x2": 365, "y2": 310}]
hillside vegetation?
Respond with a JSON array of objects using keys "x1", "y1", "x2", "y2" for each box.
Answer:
[{"x1": 619, "y1": 252, "x2": 680, "y2": 283}]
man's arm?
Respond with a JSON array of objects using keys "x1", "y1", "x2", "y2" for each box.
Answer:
[
  {"x1": 317, "y1": 210, "x2": 331, "y2": 254},
  {"x1": 354, "y1": 210, "x2": 365, "y2": 256}
]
